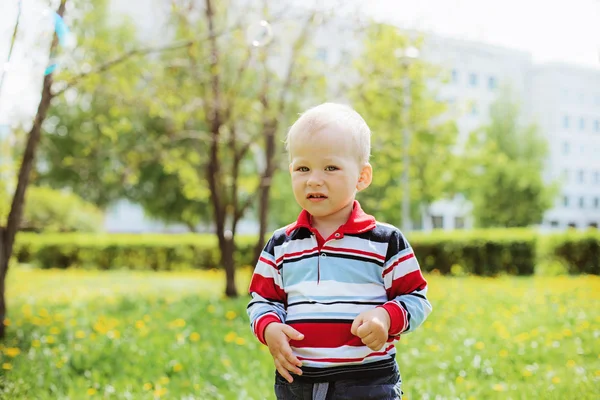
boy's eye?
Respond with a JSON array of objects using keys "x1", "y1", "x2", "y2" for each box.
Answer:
[
  {"x1": 325, "y1": 166, "x2": 339, "y2": 171},
  {"x1": 297, "y1": 166, "x2": 309, "y2": 172}
]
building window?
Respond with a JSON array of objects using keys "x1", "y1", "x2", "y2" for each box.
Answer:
[
  {"x1": 594, "y1": 197, "x2": 600, "y2": 209},
  {"x1": 470, "y1": 103, "x2": 478, "y2": 115},
  {"x1": 469, "y1": 73, "x2": 477, "y2": 87},
  {"x1": 563, "y1": 195, "x2": 569, "y2": 207},
  {"x1": 563, "y1": 115, "x2": 569, "y2": 129},
  {"x1": 316, "y1": 48, "x2": 328, "y2": 62},
  {"x1": 455, "y1": 217, "x2": 465, "y2": 229},
  {"x1": 594, "y1": 120, "x2": 599, "y2": 132},
  {"x1": 579, "y1": 118, "x2": 585, "y2": 131},
  {"x1": 563, "y1": 142, "x2": 570, "y2": 154},
  {"x1": 452, "y1": 69, "x2": 458, "y2": 83},
  {"x1": 563, "y1": 169, "x2": 569, "y2": 182},
  {"x1": 594, "y1": 171, "x2": 600, "y2": 184},
  {"x1": 578, "y1": 170, "x2": 585, "y2": 183},
  {"x1": 568, "y1": 222, "x2": 577, "y2": 229},
  {"x1": 550, "y1": 220, "x2": 559, "y2": 227},
  {"x1": 488, "y1": 76, "x2": 496, "y2": 90},
  {"x1": 579, "y1": 197, "x2": 585, "y2": 208},
  {"x1": 589, "y1": 222, "x2": 599, "y2": 229},
  {"x1": 432, "y1": 215, "x2": 444, "y2": 229}
]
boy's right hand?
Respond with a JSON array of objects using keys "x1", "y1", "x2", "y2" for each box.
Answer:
[{"x1": 264, "y1": 322, "x2": 304, "y2": 383}]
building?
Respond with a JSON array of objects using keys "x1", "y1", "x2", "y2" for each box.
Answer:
[
  {"x1": 530, "y1": 63, "x2": 600, "y2": 229},
  {"x1": 104, "y1": 1, "x2": 600, "y2": 232}
]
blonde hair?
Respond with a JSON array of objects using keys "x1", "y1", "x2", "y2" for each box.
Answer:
[{"x1": 285, "y1": 102, "x2": 371, "y2": 165}]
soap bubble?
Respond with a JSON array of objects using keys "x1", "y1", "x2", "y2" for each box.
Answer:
[{"x1": 246, "y1": 20, "x2": 273, "y2": 47}]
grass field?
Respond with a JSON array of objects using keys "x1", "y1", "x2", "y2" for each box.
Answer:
[{"x1": 1, "y1": 266, "x2": 599, "y2": 399}]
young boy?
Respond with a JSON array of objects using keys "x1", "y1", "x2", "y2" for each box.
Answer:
[{"x1": 247, "y1": 103, "x2": 432, "y2": 400}]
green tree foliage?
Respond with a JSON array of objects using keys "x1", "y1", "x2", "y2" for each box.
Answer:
[
  {"x1": 463, "y1": 88, "x2": 558, "y2": 227},
  {"x1": 349, "y1": 24, "x2": 461, "y2": 227}
]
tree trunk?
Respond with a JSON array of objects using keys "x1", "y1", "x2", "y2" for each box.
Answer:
[
  {"x1": 0, "y1": 69, "x2": 57, "y2": 339},
  {"x1": 253, "y1": 123, "x2": 277, "y2": 263},
  {"x1": 221, "y1": 235, "x2": 237, "y2": 297}
]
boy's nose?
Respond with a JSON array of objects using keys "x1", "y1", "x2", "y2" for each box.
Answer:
[{"x1": 307, "y1": 173, "x2": 324, "y2": 186}]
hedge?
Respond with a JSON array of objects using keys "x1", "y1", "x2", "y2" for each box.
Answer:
[
  {"x1": 545, "y1": 230, "x2": 600, "y2": 275},
  {"x1": 10, "y1": 229, "x2": 551, "y2": 276}
]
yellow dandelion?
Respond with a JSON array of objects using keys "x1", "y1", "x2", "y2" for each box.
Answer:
[
  {"x1": 492, "y1": 383, "x2": 506, "y2": 392},
  {"x1": 3, "y1": 318, "x2": 10, "y2": 327},
  {"x1": 143, "y1": 383, "x2": 153, "y2": 391},
  {"x1": 498, "y1": 349, "x2": 508, "y2": 357},
  {"x1": 2, "y1": 363, "x2": 12, "y2": 370},
  {"x1": 225, "y1": 311, "x2": 237, "y2": 320},
  {"x1": 522, "y1": 370, "x2": 532, "y2": 377},
  {"x1": 45, "y1": 335, "x2": 56, "y2": 344},
  {"x1": 595, "y1": 370, "x2": 600, "y2": 377},
  {"x1": 87, "y1": 388, "x2": 97, "y2": 396},
  {"x1": 455, "y1": 376, "x2": 464, "y2": 384},
  {"x1": 49, "y1": 327, "x2": 60, "y2": 335},
  {"x1": 159, "y1": 376, "x2": 170, "y2": 385},
  {"x1": 562, "y1": 329, "x2": 572, "y2": 337},
  {"x1": 552, "y1": 376, "x2": 560, "y2": 384},
  {"x1": 173, "y1": 363, "x2": 183, "y2": 372},
  {"x1": 475, "y1": 342, "x2": 485, "y2": 350},
  {"x1": 31, "y1": 340, "x2": 41, "y2": 348},
  {"x1": 75, "y1": 330, "x2": 86, "y2": 339},
  {"x1": 193, "y1": 384, "x2": 201, "y2": 390},
  {"x1": 222, "y1": 358, "x2": 231, "y2": 367},
  {"x1": 56, "y1": 361, "x2": 63, "y2": 369},
  {"x1": 207, "y1": 305, "x2": 216, "y2": 314},
  {"x1": 4, "y1": 347, "x2": 20, "y2": 357},
  {"x1": 566, "y1": 360, "x2": 576, "y2": 368},
  {"x1": 190, "y1": 332, "x2": 201, "y2": 342},
  {"x1": 235, "y1": 337, "x2": 246, "y2": 346},
  {"x1": 135, "y1": 320, "x2": 145, "y2": 329},
  {"x1": 224, "y1": 332, "x2": 237, "y2": 343},
  {"x1": 154, "y1": 388, "x2": 168, "y2": 397}
]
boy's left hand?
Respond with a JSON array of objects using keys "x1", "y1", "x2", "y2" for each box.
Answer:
[{"x1": 351, "y1": 308, "x2": 391, "y2": 351}]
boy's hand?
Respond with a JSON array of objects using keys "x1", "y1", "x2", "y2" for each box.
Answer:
[
  {"x1": 264, "y1": 322, "x2": 304, "y2": 383},
  {"x1": 351, "y1": 308, "x2": 391, "y2": 351}
]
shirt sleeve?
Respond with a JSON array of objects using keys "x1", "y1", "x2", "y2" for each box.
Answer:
[
  {"x1": 247, "y1": 235, "x2": 287, "y2": 345},
  {"x1": 379, "y1": 229, "x2": 432, "y2": 335}
]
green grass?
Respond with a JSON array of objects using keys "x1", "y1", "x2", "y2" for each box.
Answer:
[{"x1": 1, "y1": 267, "x2": 599, "y2": 399}]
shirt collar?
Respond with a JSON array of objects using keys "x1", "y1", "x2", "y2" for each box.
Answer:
[{"x1": 285, "y1": 200, "x2": 376, "y2": 236}]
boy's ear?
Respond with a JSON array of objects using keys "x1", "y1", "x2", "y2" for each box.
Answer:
[
  {"x1": 289, "y1": 163, "x2": 293, "y2": 173},
  {"x1": 356, "y1": 163, "x2": 372, "y2": 191}
]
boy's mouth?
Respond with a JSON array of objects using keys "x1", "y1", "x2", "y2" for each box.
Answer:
[{"x1": 307, "y1": 193, "x2": 328, "y2": 200}]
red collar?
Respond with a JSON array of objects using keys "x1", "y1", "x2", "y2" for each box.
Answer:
[{"x1": 285, "y1": 200, "x2": 376, "y2": 236}]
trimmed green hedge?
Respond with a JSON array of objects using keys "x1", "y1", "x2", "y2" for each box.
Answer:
[
  {"x1": 546, "y1": 230, "x2": 600, "y2": 275},
  {"x1": 409, "y1": 229, "x2": 537, "y2": 276},
  {"x1": 11, "y1": 229, "x2": 552, "y2": 276},
  {"x1": 13, "y1": 234, "x2": 256, "y2": 271}
]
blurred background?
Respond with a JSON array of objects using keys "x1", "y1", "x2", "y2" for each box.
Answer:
[{"x1": 0, "y1": 0, "x2": 599, "y2": 399}]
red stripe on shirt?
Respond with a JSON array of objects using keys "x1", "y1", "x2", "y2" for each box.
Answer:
[
  {"x1": 386, "y1": 269, "x2": 427, "y2": 299},
  {"x1": 259, "y1": 256, "x2": 277, "y2": 270},
  {"x1": 321, "y1": 246, "x2": 386, "y2": 261},
  {"x1": 249, "y1": 274, "x2": 286, "y2": 302},
  {"x1": 382, "y1": 253, "x2": 415, "y2": 277},
  {"x1": 296, "y1": 344, "x2": 396, "y2": 363},
  {"x1": 283, "y1": 247, "x2": 320, "y2": 260},
  {"x1": 288, "y1": 322, "x2": 363, "y2": 348}
]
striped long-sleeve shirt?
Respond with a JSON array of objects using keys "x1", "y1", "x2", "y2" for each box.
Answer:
[{"x1": 247, "y1": 201, "x2": 432, "y2": 382}]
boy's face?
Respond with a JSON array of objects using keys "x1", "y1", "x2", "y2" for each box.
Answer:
[{"x1": 289, "y1": 125, "x2": 371, "y2": 223}]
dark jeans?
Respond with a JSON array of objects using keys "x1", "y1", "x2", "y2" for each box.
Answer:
[{"x1": 274, "y1": 370, "x2": 402, "y2": 400}]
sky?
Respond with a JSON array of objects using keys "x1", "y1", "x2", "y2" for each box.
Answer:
[
  {"x1": 0, "y1": 0, "x2": 599, "y2": 126},
  {"x1": 364, "y1": 0, "x2": 600, "y2": 67}
]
